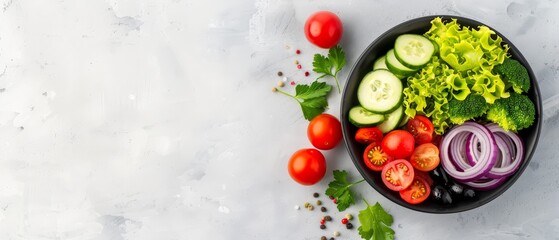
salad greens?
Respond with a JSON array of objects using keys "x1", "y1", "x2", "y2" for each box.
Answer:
[{"x1": 403, "y1": 17, "x2": 534, "y2": 134}]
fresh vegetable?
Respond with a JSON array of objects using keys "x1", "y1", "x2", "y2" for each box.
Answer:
[
  {"x1": 405, "y1": 115, "x2": 434, "y2": 144},
  {"x1": 486, "y1": 92, "x2": 536, "y2": 132},
  {"x1": 381, "y1": 159, "x2": 415, "y2": 191},
  {"x1": 304, "y1": 11, "x2": 343, "y2": 49},
  {"x1": 307, "y1": 113, "x2": 342, "y2": 150},
  {"x1": 357, "y1": 200, "x2": 395, "y2": 240},
  {"x1": 288, "y1": 148, "x2": 327, "y2": 185},
  {"x1": 363, "y1": 142, "x2": 394, "y2": 172},
  {"x1": 325, "y1": 170, "x2": 365, "y2": 211},
  {"x1": 494, "y1": 58, "x2": 530, "y2": 94},
  {"x1": 313, "y1": 45, "x2": 346, "y2": 93},
  {"x1": 274, "y1": 81, "x2": 332, "y2": 121},
  {"x1": 381, "y1": 130, "x2": 415, "y2": 159},
  {"x1": 394, "y1": 34, "x2": 435, "y2": 69},
  {"x1": 403, "y1": 56, "x2": 453, "y2": 134},
  {"x1": 439, "y1": 122, "x2": 525, "y2": 190},
  {"x1": 377, "y1": 105, "x2": 404, "y2": 133},
  {"x1": 355, "y1": 127, "x2": 384, "y2": 145},
  {"x1": 399, "y1": 175, "x2": 431, "y2": 204},
  {"x1": 357, "y1": 69, "x2": 403, "y2": 113},
  {"x1": 373, "y1": 55, "x2": 388, "y2": 70},
  {"x1": 429, "y1": 166, "x2": 451, "y2": 186},
  {"x1": 385, "y1": 49, "x2": 417, "y2": 77},
  {"x1": 410, "y1": 143, "x2": 440, "y2": 172},
  {"x1": 425, "y1": 17, "x2": 508, "y2": 72},
  {"x1": 431, "y1": 185, "x2": 453, "y2": 204},
  {"x1": 349, "y1": 106, "x2": 385, "y2": 127},
  {"x1": 448, "y1": 94, "x2": 489, "y2": 125}
]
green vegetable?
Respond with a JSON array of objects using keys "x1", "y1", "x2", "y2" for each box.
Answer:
[
  {"x1": 448, "y1": 94, "x2": 489, "y2": 125},
  {"x1": 403, "y1": 57, "x2": 453, "y2": 134},
  {"x1": 325, "y1": 170, "x2": 364, "y2": 211},
  {"x1": 494, "y1": 58, "x2": 531, "y2": 94},
  {"x1": 274, "y1": 81, "x2": 332, "y2": 121},
  {"x1": 486, "y1": 92, "x2": 536, "y2": 132},
  {"x1": 358, "y1": 200, "x2": 395, "y2": 240},
  {"x1": 313, "y1": 45, "x2": 346, "y2": 93},
  {"x1": 425, "y1": 17, "x2": 509, "y2": 72}
]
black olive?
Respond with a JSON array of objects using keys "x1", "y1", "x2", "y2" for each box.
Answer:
[
  {"x1": 441, "y1": 189, "x2": 453, "y2": 205},
  {"x1": 463, "y1": 188, "x2": 477, "y2": 199},
  {"x1": 429, "y1": 166, "x2": 450, "y2": 186},
  {"x1": 431, "y1": 185, "x2": 445, "y2": 202},
  {"x1": 448, "y1": 182, "x2": 464, "y2": 197}
]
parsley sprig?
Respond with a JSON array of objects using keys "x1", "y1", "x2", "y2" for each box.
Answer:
[
  {"x1": 274, "y1": 81, "x2": 332, "y2": 120},
  {"x1": 325, "y1": 170, "x2": 365, "y2": 211},
  {"x1": 358, "y1": 200, "x2": 395, "y2": 240},
  {"x1": 312, "y1": 45, "x2": 346, "y2": 93}
]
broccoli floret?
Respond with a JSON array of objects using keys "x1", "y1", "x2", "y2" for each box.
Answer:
[
  {"x1": 486, "y1": 93, "x2": 535, "y2": 132},
  {"x1": 494, "y1": 58, "x2": 530, "y2": 94},
  {"x1": 448, "y1": 94, "x2": 489, "y2": 125}
]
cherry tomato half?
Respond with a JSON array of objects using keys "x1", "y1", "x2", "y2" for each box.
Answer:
[
  {"x1": 381, "y1": 159, "x2": 415, "y2": 191},
  {"x1": 399, "y1": 175, "x2": 431, "y2": 204},
  {"x1": 355, "y1": 127, "x2": 383, "y2": 145},
  {"x1": 363, "y1": 142, "x2": 393, "y2": 171},
  {"x1": 307, "y1": 114, "x2": 342, "y2": 150},
  {"x1": 410, "y1": 143, "x2": 440, "y2": 172},
  {"x1": 304, "y1": 11, "x2": 343, "y2": 49},
  {"x1": 288, "y1": 149, "x2": 326, "y2": 185},
  {"x1": 381, "y1": 130, "x2": 415, "y2": 159},
  {"x1": 406, "y1": 115, "x2": 434, "y2": 145}
]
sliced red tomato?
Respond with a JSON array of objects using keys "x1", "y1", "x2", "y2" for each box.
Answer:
[
  {"x1": 406, "y1": 115, "x2": 434, "y2": 145},
  {"x1": 410, "y1": 143, "x2": 440, "y2": 172},
  {"x1": 355, "y1": 127, "x2": 383, "y2": 145},
  {"x1": 363, "y1": 142, "x2": 393, "y2": 171},
  {"x1": 381, "y1": 159, "x2": 414, "y2": 191},
  {"x1": 381, "y1": 130, "x2": 415, "y2": 159},
  {"x1": 414, "y1": 169, "x2": 434, "y2": 187},
  {"x1": 399, "y1": 176, "x2": 431, "y2": 204}
]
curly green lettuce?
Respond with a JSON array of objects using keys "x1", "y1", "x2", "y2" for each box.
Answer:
[{"x1": 403, "y1": 57, "x2": 454, "y2": 134}]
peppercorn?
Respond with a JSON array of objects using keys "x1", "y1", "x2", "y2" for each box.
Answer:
[
  {"x1": 321, "y1": 237, "x2": 327, "y2": 240},
  {"x1": 316, "y1": 200, "x2": 322, "y2": 206},
  {"x1": 320, "y1": 219, "x2": 325, "y2": 225},
  {"x1": 277, "y1": 71, "x2": 283, "y2": 76},
  {"x1": 313, "y1": 192, "x2": 319, "y2": 198},
  {"x1": 304, "y1": 202, "x2": 311, "y2": 208},
  {"x1": 308, "y1": 205, "x2": 314, "y2": 211},
  {"x1": 294, "y1": 205, "x2": 300, "y2": 210},
  {"x1": 305, "y1": 71, "x2": 310, "y2": 77},
  {"x1": 341, "y1": 218, "x2": 348, "y2": 224},
  {"x1": 296, "y1": 49, "x2": 301, "y2": 54},
  {"x1": 324, "y1": 215, "x2": 332, "y2": 221},
  {"x1": 277, "y1": 80, "x2": 285, "y2": 87},
  {"x1": 333, "y1": 231, "x2": 340, "y2": 237},
  {"x1": 333, "y1": 198, "x2": 337, "y2": 204},
  {"x1": 272, "y1": 87, "x2": 277, "y2": 92},
  {"x1": 345, "y1": 213, "x2": 353, "y2": 220},
  {"x1": 329, "y1": 238, "x2": 335, "y2": 240},
  {"x1": 320, "y1": 224, "x2": 326, "y2": 230},
  {"x1": 329, "y1": 196, "x2": 334, "y2": 200},
  {"x1": 297, "y1": 64, "x2": 302, "y2": 69},
  {"x1": 320, "y1": 206, "x2": 327, "y2": 212},
  {"x1": 346, "y1": 222, "x2": 354, "y2": 229}
]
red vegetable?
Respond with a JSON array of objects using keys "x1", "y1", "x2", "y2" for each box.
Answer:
[{"x1": 304, "y1": 11, "x2": 343, "y2": 49}]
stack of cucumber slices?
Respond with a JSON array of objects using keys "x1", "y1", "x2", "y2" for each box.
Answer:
[{"x1": 349, "y1": 34, "x2": 435, "y2": 133}]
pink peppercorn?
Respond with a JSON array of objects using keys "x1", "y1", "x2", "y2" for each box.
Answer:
[{"x1": 341, "y1": 218, "x2": 348, "y2": 224}]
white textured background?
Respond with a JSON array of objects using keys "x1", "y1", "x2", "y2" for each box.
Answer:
[{"x1": 1, "y1": 0, "x2": 558, "y2": 239}]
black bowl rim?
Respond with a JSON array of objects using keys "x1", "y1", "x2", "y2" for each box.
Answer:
[{"x1": 340, "y1": 15, "x2": 543, "y2": 214}]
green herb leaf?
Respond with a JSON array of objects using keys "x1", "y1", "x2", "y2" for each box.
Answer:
[
  {"x1": 325, "y1": 170, "x2": 365, "y2": 211},
  {"x1": 274, "y1": 81, "x2": 332, "y2": 121},
  {"x1": 312, "y1": 45, "x2": 346, "y2": 93},
  {"x1": 358, "y1": 201, "x2": 395, "y2": 240}
]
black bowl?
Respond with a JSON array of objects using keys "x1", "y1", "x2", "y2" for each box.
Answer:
[{"x1": 340, "y1": 15, "x2": 542, "y2": 213}]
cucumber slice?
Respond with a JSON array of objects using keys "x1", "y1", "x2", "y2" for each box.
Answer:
[
  {"x1": 348, "y1": 106, "x2": 385, "y2": 127},
  {"x1": 394, "y1": 34, "x2": 435, "y2": 69},
  {"x1": 373, "y1": 55, "x2": 388, "y2": 70},
  {"x1": 398, "y1": 114, "x2": 410, "y2": 128},
  {"x1": 385, "y1": 49, "x2": 417, "y2": 77},
  {"x1": 377, "y1": 105, "x2": 404, "y2": 133},
  {"x1": 357, "y1": 69, "x2": 403, "y2": 113}
]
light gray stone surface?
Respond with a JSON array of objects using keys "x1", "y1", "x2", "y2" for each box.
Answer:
[{"x1": 0, "y1": 0, "x2": 558, "y2": 239}]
